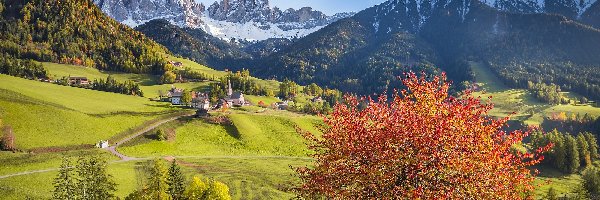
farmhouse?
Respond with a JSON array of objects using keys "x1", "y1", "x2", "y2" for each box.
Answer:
[
  {"x1": 169, "y1": 61, "x2": 184, "y2": 68},
  {"x1": 167, "y1": 87, "x2": 184, "y2": 105},
  {"x1": 68, "y1": 76, "x2": 90, "y2": 85},
  {"x1": 311, "y1": 96, "x2": 324, "y2": 103},
  {"x1": 192, "y1": 92, "x2": 211, "y2": 110}
]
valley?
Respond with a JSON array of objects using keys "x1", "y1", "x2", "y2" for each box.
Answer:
[{"x1": 2, "y1": 0, "x2": 600, "y2": 199}]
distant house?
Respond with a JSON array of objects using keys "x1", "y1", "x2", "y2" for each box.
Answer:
[
  {"x1": 311, "y1": 96, "x2": 324, "y2": 103},
  {"x1": 223, "y1": 80, "x2": 247, "y2": 107},
  {"x1": 169, "y1": 61, "x2": 184, "y2": 68},
  {"x1": 68, "y1": 76, "x2": 90, "y2": 85},
  {"x1": 96, "y1": 140, "x2": 109, "y2": 148},
  {"x1": 192, "y1": 92, "x2": 211, "y2": 110},
  {"x1": 167, "y1": 87, "x2": 184, "y2": 105},
  {"x1": 275, "y1": 101, "x2": 289, "y2": 110}
]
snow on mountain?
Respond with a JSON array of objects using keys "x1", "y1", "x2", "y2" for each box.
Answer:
[
  {"x1": 93, "y1": 0, "x2": 353, "y2": 41},
  {"x1": 481, "y1": 0, "x2": 597, "y2": 17},
  {"x1": 198, "y1": 14, "x2": 326, "y2": 41}
]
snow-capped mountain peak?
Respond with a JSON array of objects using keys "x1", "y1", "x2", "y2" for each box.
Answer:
[{"x1": 93, "y1": 0, "x2": 353, "y2": 41}]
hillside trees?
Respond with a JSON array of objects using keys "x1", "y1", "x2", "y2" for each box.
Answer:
[
  {"x1": 90, "y1": 76, "x2": 144, "y2": 96},
  {"x1": 53, "y1": 158, "x2": 76, "y2": 200},
  {"x1": 181, "y1": 89, "x2": 192, "y2": 107},
  {"x1": 126, "y1": 159, "x2": 231, "y2": 200},
  {"x1": 160, "y1": 71, "x2": 177, "y2": 84},
  {"x1": 53, "y1": 157, "x2": 117, "y2": 199},
  {"x1": 0, "y1": 0, "x2": 170, "y2": 74},
  {"x1": 531, "y1": 131, "x2": 599, "y2": 173},
  {"x1": 527, "y1": 81, "x2": 563, "y2": 104},
  {"x1": 296, "y1": 72, "x2": 550, "y2": 199},
  {"x1": 167, "y1": 160, "x2": 186, "y2": 200},
  {"x1": 0, "y1": 54, "x2": 47, "y2": 79}
]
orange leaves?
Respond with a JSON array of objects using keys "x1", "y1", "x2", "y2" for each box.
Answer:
[{"x1": 296, "y1": 72, "x2": 549, "y2": 199}]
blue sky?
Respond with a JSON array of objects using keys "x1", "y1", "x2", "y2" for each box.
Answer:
[{"x1": 196, "y1": 0, "x2": 387, "y2": 15}]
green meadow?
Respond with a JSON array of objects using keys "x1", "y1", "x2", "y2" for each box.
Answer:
[
  {"x1": 0, "y1": 75, "x2": 179, "y2": 149},
  {"x1": 470, "y1": 61, "x2": 600, "y2": 125}
]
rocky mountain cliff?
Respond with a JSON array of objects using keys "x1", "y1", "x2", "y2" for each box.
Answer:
[
  {"x1": 93, "y1": 0, "x2": 353, "y2": 40},
  {"x1": 481, "y1": 0, "x2": 597, "y2": 19},
  {"x1": 93, "y1": 0, "x2": 205, "y2": 27}
]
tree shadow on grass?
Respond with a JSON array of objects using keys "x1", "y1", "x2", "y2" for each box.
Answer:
[{"x1": 224, "y1": 125, "x2": 241, "y2": 140}]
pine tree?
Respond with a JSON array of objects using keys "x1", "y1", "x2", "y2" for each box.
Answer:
[
  {"x1": 147, "y1": 159, "x2": 169, "y2": 200},
  {"x1": 545, "y1": 187, "x2": 558, "y2": 200},
  {"x1": 167, "y1": 160, "x2": 186, "y2": 200},
  {"x1": 52, "y1": 157, "x2": 76, "y2": 200},
  {"x1": 75, "y1": 157, "x2": 117, "y2": 200},
  {"x1": 577, "y1": 133, "x2": 592, "y2": 167},
  {"x1": 585, "y1": 132, "x2": 599, "y2": 160},
  {"x1": 565, "y1": 135, "x2": 580, "y2": 173}
]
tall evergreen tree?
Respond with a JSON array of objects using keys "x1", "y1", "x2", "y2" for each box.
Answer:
[
  {"x1": 75, "y1": 157, "x2": 117, "y2": 200},
  {"x1": 52, "y1": 158, "x2": 76, "y2": 200},
  {"x1": 585, "y1": 132, "x2": 599, "y2": 160},
  {"x1": 577, "y1": 133, "x2": 592, "y2": 167},
  {"x1": 565, "y1": 135, "x2": 581, "y2": 173},
  {"x1": 147, "y1": 159, "x2": 169, "y2": 200},
  {"x1": 167, "y1": 160, "x2": 186, "y2": 200}
]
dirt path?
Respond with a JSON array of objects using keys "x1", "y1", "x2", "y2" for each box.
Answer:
[{"x1": 106, "y1": 113, "x2": 194, "y2": 161}]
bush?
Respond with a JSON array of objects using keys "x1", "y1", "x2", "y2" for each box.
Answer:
[
  {"x1": 296, "y1": 73, "x2": 550, "y2": 199},
  {"x1": 1, "y1": 125, "x2": 15, "y2": 151}
]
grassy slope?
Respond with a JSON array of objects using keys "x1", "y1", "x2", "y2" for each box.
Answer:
[
  {"x1": 44, "y1": 58, "x2": 283, "y2": 98},
  {"x1": 0, "y1": 75, "x2": 177, "y2": 149},
  {"x1": 470, "y1": 62, "x2": 600, "y2": 125},
  {"x1": 119, "y1": 112, "x2": 321, "y2": 157},
  {"x1": 470, "y1": 62, "x2": 595, "y2": 198}
]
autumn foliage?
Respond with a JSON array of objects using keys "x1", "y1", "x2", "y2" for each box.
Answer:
[{"x1": 296, "y1": 73, "x2": 551, "y2": 199}]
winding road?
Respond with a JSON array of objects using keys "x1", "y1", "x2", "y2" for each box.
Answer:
[
  {"x1": 0, "y1": 112, "x2": 313, "y2": 180},
  {"x1": 106, "y1": 113, "x2": 194, "y2": 161}
]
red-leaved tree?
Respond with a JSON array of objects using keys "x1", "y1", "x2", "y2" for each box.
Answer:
[{"x1": 296, "y1": 72, "x2": 551, "y2": 199}]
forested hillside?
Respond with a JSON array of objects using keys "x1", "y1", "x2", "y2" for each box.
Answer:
[
  {"x1": 135, "y1": 19, "x2": 252, "y2": 70},
  {"x1": 0, "y1": 0, "x2": 169, "y2": 74}
]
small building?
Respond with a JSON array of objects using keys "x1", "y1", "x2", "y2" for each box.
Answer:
[
  {"x1": 311, "y1": 96, "x2": 324, "y2": 103},
  {"x1": 68, "y1": 76, "x2": 90, "y2": 85},
  {"x1": 169, "y1": 61, "x2": 184, "y2": 68},
  {"x1": 227, "y1": 92, "x2": 246, "y2": 107},
  {"x1": 167, "y1": 87, "x2": 184, "y2": 105},
  {"x1": 275, "y1": 101, "x2": 289, "y2": 110},
  {"x1": 96, "y1": 140, "x2": 109, "y2": 148},
  {"x1": 223, "y1": 80, "x2": 247, "y2": 107},
  {"x1": 192, "y1": 92, "x2": 211, "y2": 110}
]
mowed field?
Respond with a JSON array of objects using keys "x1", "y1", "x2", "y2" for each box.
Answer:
[
  {"x1": 1, "y1": 61, "x2": 316, "y2": 199},
  {"x1": 0, "y1": 75, "x2": 181, "y2": 149},
  {"x1": 470, "y1": 61, "x2": 600, "y2": 125},
  {"x1": 469, "y1": 62, "x2": 599, "y2": 198}
]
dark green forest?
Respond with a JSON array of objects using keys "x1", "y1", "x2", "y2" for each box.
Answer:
[{"x1": 0, "y1": 0, "x2": 170, "y2": 74}]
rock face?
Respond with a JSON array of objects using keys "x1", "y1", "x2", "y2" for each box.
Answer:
[
  {"x1": 206, "y1": 0, "x2": 351, "y2": 30},
  {"x1": 93, "y1": 0, "x2": 205, "y2": 27},
  {"x1": 481, "y1": 0, "x2": 597, "y2": 18},
  {"x1": 93, "y1": 0, "x2": 353, "y2": 41}
]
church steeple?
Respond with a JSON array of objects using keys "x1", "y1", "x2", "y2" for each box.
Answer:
[{"x1": 227, "y1": 80, "x2": 233, "y2": 96}]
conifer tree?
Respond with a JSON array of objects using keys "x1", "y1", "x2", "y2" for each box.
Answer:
[
  {"x1": 167, "y1": 160, "x2": 186, "y2": 200},
  {"x1": 565, "y1": 135, "x2": 581, "y2": 173},
  {"x1": 52, "y1": 158, "x2": 76, "y2": 200},
  {"x1": 75, "y1": 157, "x2": 117, "y2": 200},
  {"x1": 147, "y1": 159, "x2": 169, "y2": 200}
]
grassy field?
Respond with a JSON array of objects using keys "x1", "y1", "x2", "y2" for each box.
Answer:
[
  {"x1": 469, "y1": 62, "x2": 600, "y2": 125},
  {"x1": 0, "y1": 75, "x2": 179, "y2": 149},
  {"x1": 0, "y1": 156, "x2": 309, "y2": 199},
  {"x1": 119, "y1": 112, "x2": 321, "y2": 157},
  {"x1": 44, "y1": 62, "x2": 158, "y2": 85}
]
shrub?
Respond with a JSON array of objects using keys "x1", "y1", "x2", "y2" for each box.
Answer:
[
  {"x1": 296, "y1": 72, "x2": 550, "y2": 199},
  {"x1": 1, "y1": 125, "x2": 15, "y2": 151}
]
